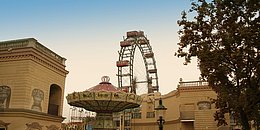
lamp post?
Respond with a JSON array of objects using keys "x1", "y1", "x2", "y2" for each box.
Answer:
[{"x1": 155, "y1": 98, "x2": 167, "y2": 130}]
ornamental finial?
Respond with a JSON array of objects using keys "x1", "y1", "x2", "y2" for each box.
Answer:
[{"x1": 101, "y1": 76, "x2": 110, "y2": 82}]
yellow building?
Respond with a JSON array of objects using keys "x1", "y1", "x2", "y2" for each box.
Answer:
[
  {"x1": 0, "y1": 38, "x2": 68, "y2": 130},
  {"x1": 116, "y1": 80, "x2": 233, "y2": 130}
]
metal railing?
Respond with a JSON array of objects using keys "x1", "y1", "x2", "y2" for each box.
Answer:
[{"x1": 179, "y1": 81, "x2": 208, "y2": 87}]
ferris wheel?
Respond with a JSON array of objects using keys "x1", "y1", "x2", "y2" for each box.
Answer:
[{"x1": 116, "y1": 31, "x2": 159, "y2": 94}]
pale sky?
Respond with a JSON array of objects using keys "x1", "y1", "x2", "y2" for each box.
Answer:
[{"x1": 0, "y1": 0, "x2": 201, "y2": 122}]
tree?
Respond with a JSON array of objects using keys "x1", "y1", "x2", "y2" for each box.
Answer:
[{"x1": 176, "y1": 0, "x2": 260, "y2": 129}]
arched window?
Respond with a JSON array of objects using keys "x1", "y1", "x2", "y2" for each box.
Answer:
[
  {"x1": 47, "y1": 84, "x2": 62, "y2": 116},
  {"x1": 0, "y1": 86, "x2": 11, "y2": 109}
]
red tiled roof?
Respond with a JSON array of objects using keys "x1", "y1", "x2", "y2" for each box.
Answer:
[{"x1": 86, "y1": 82, "x2": 121, "y2": 92}]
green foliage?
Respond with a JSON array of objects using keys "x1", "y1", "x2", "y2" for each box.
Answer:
[{"x1": 176, "y1": 0, "x2": 260, "y2": 129}]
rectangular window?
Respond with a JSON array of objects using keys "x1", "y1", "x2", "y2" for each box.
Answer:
[
  {"x1": 124, "y1": 120, "x2": 130, "y2": 126},
  {"x1": 146, "y1": 112, "x2": 155, "y2": 118},
  {"x1": 115, "y1": 120, "x2": 120, "y2": 127},
  {"x1": 132, "y1": 112, "x2": 141, "y2": 119}
]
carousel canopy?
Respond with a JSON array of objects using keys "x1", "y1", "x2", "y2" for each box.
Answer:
[{"x1": 66, "y1": 76, "x2": 142, "y2": 113}]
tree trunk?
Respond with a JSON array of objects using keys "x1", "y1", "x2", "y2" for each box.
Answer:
[{"x1": 240, "y1": 108, "x2": 250, "y2": 130}]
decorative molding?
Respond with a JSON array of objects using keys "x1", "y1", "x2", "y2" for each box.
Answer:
[
  {"x1": 0, "y1": 53, "x2": 68, "y2": 76},
  {"x1": 0, "y1": 120, "x2": 10, "y2": 128},
  {"x1": 0, "y1": 39, "x2": 30, "y2": 50},
  {"x1": 0, "y1": 38, "x2": 66, "y2": 65},
  {"x1": 131, "y1": 118, "x2": 180, "y2": 126},
  {"x1": 0, "y1": 108, "x2": 64, "y2": 122},
  {"x1": 0, "y1": 86, "x2": 11, "y2": 109},
  {"x1": 0, "y1": 38, "x2": 69, "y2": 76},
  {"x1": 178, "y1": 86, "x2": 212, "y2": 92},
  {"x1": 30, "y1": 53, "x2": 68, "y2": 75},
  {"x1": 46, "y1": 125, "x2": 59, "y2": 130},
  {"x1": 0, "y1": 54, "x2": 32, "y2": 61},
  {"x1": 31, "y1": 89, "x2": 44, "y2": 112},
  {"x1": 34, "y1": 43, "x2": 65, "y2": 65},
  {"x1": 26, "y1": 122, "x2": 43, "y2": 130},
  {"x1": 197, "y1": 101, "x2": 211, "y2": 110}
]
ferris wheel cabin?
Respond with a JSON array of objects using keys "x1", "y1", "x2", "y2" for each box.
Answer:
[
  {"x1": 120, "y1": 41, "x2": 132, "y2": 47},
  {"x1": 116, "y1": 60, "x2": 129, "y2": 67},
  {"x1": 127, "y1": 31, "x2": 144, "y2": 38}
]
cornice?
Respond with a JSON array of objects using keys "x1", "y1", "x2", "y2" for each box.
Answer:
[
  {"x1": 177, "y1": 86, "x2": 212, "y2": 92},
  {"x1": 161, "y1": 86, "x2": 212, "y2": 99},
  {"x1": 0, "y1": 38, "x2": 66, "y2": 65},
  {"x1": 0, "y1": 108, "x2": 64, "y2": 122},
  {"x1": 0, "y1": 48, "x2": 69, "y2": 76},
  {"x1": 131, "y1": 118, "x2": 180, "y2": 126}
]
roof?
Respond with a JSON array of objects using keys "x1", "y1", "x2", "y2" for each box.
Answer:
[
  {"x1": 0, "y1": 38, "x2": 66, "y2": 65},
  {"x1": 85, "y1": 76, "x2": 121, "y2": 92}
]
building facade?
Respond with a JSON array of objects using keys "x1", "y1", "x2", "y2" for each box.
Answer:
[
  {"x1": 63, "y1": 80, "x2": 235, "y2": 130},
  {"x1": 117, "y1": 80, "x2": 232, "y2": 130},
  {"x1": 0, "y1": 38, "x2": 68, "y2": 130}
]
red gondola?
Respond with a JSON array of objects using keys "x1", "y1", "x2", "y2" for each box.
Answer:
[
  {"x1": 116, "y1": 60, "x2": 129, "y2": 67},
  {"x1": 148, "y1": 69, "x2": 157, "y2": 73},
  {"x1": 127, "y1": 31, "x2": 138, "y2": 37},
  {"x1": 144, "y1": 53, "x2": 154, "y2": 58},
  {"x1": 120, "y1": 41, "x2": 132, "y2": 47}
]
